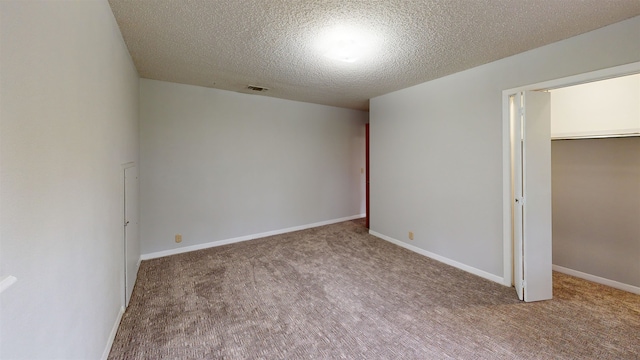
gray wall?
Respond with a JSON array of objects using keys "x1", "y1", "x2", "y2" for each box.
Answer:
[
  {"x1": 0, "y1": 1, "x2": 140, "y2": 359},
  {"x1": 370, "y1": 16, "x2": 640, "y2": 282},
  {"x1": 140, "y1": 79, "x2": 367, "y2": 255},
  {"x1": 552, "y1": 137, "x2": 640, "y2": 287}
]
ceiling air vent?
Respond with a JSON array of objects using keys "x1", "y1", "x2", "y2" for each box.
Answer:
[{"x1": 247, "y1": 85, "x2": 269, "y2": 92}]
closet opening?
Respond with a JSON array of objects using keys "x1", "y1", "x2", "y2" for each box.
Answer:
[{"x1": 502, "y1": 62, "x2": 640, "y2": 301}]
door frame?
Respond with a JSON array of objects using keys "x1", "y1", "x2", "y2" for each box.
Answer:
[
  {"x1": 501, "y1": 61, "x2": 640, "y2": 290},
  {"x1": 366, "y1": 123, "x2": 370, "y2": 228}
]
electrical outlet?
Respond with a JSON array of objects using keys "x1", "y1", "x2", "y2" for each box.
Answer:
[
  {"x1": 361, "y1": 168, "x2": 364, "y2": 174},
  {"x1": 408, "y1": 231, "x2": 414, "y2": 240},
  {"x1": 175, "y1": 234, "x2": 182, "y2": 243}
]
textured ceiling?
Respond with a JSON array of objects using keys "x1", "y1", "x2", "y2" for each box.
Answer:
[{"x1": 108, "y1": 1, "x2": 640, "y2": 111}]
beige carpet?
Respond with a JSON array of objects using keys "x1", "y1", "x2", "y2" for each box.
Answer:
[{"x1": 109, "y1": 219, "x2": 640, "y2": 359}]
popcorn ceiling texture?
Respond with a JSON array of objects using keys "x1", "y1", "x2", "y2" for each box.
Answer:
[{"x1": 108, "y1": 1, "x2": 640, "y2": 111}]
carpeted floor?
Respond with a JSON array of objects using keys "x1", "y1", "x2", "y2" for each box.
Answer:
[{"x1": 109, "y1": 219, "x2": 640, "y2": 359}]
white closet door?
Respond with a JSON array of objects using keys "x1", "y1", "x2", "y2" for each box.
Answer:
[
  {"x1": 511, "y1": 93, "x2": 525, "y2": 301},
  {"x1": 124, "y1": 165, "x2": 139, "y2": 306},
  {"x1": 522, "y1": 90, "x2": 553, "y2": 302}
]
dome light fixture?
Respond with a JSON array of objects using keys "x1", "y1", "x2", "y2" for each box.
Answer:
[
  {"x1": 324, "y1": 38, "x2": 366, "y2": 63},
  {"x1": 317, "y1": 25, "x2": 376, "y2": 63}
]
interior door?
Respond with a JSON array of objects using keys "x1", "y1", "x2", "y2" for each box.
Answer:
[
  {"x1": 511, "y1": 94, "x2": 525, "y2": 300},
  {"x1": 521, "y1": 90, "x2": 553, "y2": 302},
  {"x1": 124, "y1": 165, "x2": 139, "y2": 306},
  {"x1": 366, "y1": 123, "x2": 370, "y2": 229}
]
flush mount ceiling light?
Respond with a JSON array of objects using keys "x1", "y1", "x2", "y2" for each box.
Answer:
[
  {"x1": 317, "y1": 25, "x2": 376, "y2": 63},
  {"x1": 323, "y1": 38, "x2": 366, "y2": 63}
]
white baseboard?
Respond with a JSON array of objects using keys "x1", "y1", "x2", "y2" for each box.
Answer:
[
  {"x1": 101, "y1": 306, "x2": 125, "y2": 360},
  {"x1": 141, "y1": 214, "x2": 366, "y2": 261},
  {"x1": 369, "y1": 231, "x2": 505, "y2": 285},
  {"x1": 552, "y1": 265, "x2": 640, "y2": 295}
]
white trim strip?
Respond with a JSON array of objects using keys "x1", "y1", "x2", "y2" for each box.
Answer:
[
  {"x1": 101, "y1": 306, "x2": 125, "y2": 360},
  {"x1": 369, "y1": 231, "x2": 505, "y2": 285},
  {"x1": 141, "y1": 214, "x2": 366, "y2": 260},
  {"x1": 503, "y1": 62, "x2": 640, "y2": 94},
  {"x1": 0, "y1": 276, "x2": 17, "y2": 294},
  {"x1": 553, "y1": 265, "x2": 640, "y2": 295},
  {"x1": 120, "y1": 161, "x2": 135, "y2": 169},
  {"x1": 551, "y1": 129, "x2": 640, "y2": 140}
]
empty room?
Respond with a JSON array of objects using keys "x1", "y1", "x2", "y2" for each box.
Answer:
[{"x1": 1, "y1": 1, "x2": 639, "y2": 359}]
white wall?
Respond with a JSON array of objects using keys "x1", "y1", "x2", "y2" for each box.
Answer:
[
  {"x1": 140, "y1": 79, "x2": 366, "y2": 255},
  {"x1": 370, "y1": 16, "x2": 640, "y2": 281},
  {"x1": 551, "y1": 74, "x2": 640, "y2": 138},
  {"x1": 0, "y1": 1, "x2": 139, "y2": 359}
]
